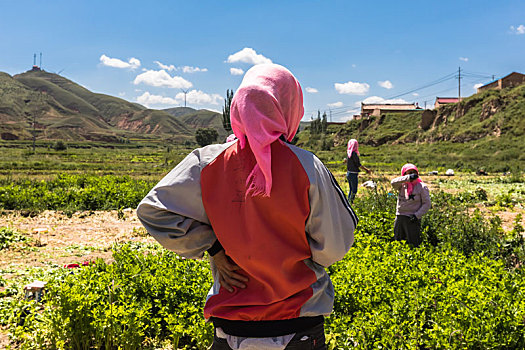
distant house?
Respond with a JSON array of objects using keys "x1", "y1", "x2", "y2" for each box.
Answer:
[
  {"x1": 477, "y1": 72, "x2": 525, "y2": 93},
  {"x1": 360, "y1": 103, "x2": 421, "y2": 117},
  {"x1": 434, "y1": 97, "x2": 460, "y2": 109}
]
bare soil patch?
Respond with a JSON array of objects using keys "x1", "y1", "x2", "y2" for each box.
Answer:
[{"x1": 0, "y1": 209, "x2": 155, "y2": 273}]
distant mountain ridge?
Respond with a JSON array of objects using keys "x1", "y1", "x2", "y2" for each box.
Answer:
[{"x1": 0, "y1": 69, "x2": 224, "y2": 142}]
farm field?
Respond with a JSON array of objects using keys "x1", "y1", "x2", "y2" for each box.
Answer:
[{"x1": 1, "y1": 141, "x2": 524, "y2": 349}]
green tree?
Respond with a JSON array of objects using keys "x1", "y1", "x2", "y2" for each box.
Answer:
[
  {"x1": 53, "y1": 140, "x2": 67, "y2": 151},
  {"x1": 310, "y1": 111, "x2": 321, "y2": 135},
  {"x1": 321, "y1": 111, "x2": 328, "y2": 134},
  {"x1": 195, "y1": 128, "x2": 219, "y2": 147},
  {"x1": 222, "y1": 89, "x2": 234, "y2": 132}
]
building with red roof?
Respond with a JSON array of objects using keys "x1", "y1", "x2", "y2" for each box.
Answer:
[{"x1": 434, "y1": 97, "x2": 460, "y2": 109}]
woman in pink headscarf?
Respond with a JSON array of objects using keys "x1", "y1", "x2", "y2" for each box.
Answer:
[
  {"x1": 345, "y1": 139, "x2": 371, "y2": 203},
  {"x1": 137, "y1": 64, "x2": 356, "y2": 349},
  {"x1": 390, "y1": 163, "x2": 431, "y2": 247}
]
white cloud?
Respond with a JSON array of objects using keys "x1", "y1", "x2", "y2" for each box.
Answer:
[
  {"x1": 181, "y1": 66, "x2": 208, "y2": 73},
  {"x1": 354, "y1": 96, "x2": 410, "y2": 107},
  {"x1": 230, "y1": 68, "x2": 245, "y2": 75},
  {"x1": 136, "y1": 92, "x2": 178, "y2": 107},
  {"x1": 412, "y1": 93, "x2": 419, "y2": 96},
  {"x1": 510, "y1": 24, "x2": 525, "y2": 34},
  {"x1": 136, "y1": 90, "x2": 222, "y2": 107},
  {"x1": 351, "y1": 64, "x2": 357, "y2": 68},
  {"x1": 153, "y1": 62, "x2": 208, "y2": 73},
  {"x1": 133, "y1": 70, "x2": 193, "y2": 89},
  {"x1": 459, "y1": 57, "x2": 469, "y2": 62},
  {"x1": 335, "y1": 81, "x2": 370, "y2": 95},
  {"x1": 332, "y1": 109, "x2": 360, "y2": 122},
  {"x1": 474, "y1": 83, "x2": 483, "y2": 90},
  {"x1": 378, "y1": 80, "x2": 393, "y2": 89},
  {"x1": 154, "y1": 61, "x2": 176, "y2": 71},
  {"x1": 328, "y1": 101, "x2": 343, "y2": 108},
  {"x1": 118, "y1": 92, "x2": 126, "y2": 97},
  {"x1": 305, "y1": 87, "x2": 318, "y2": 93},
  {"x1": 175, "y1": 90, "x2": 222, "y2": 105},
  {"x1": 227, "y1": 48, "x2": 272, "y2": 65},
  {"x1": 100, "y1": 54, "x2": 141, "y2": 69}
]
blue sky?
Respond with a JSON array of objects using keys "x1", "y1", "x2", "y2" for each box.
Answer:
[{"x1": 1, "y1": 0, "x2": 524, "y2": 121}]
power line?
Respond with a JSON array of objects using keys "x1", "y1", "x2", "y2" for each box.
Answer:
[
  {"x1": 305, "y1": 69, "x2": 493, "y2": 118},
  {"x1": 385, "y1": 71, "x2": 457, "y2": 99}
]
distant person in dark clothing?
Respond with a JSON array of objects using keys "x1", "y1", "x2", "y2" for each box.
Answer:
[
  {"x1": 391, "y1": 163, "x2": 431, "y2": 247},
  {"x1": 345, "y1": 139, "x2": 371, "y2": 203}
]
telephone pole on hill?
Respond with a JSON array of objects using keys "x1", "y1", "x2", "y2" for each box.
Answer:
[{"x1": 458, "y1": 66, "x2": 461, "y2": 101}]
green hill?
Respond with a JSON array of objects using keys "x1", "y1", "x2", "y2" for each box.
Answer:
[
  {"x1": 301, "y1": 85, "x2": 525, "y2": 172},
  {"x1": 164, "y1": 107, "x2": 228, "y2": 141},
  {"x1": 334, "y1": 85, "x2": 525, "y2": 147},
  {"x1": 0, "y1": 69, "x2": 225, "y2": 142}
]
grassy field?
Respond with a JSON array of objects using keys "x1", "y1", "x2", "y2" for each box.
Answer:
[{"x1": 0, "y1": 140, "x2": 191, "y2": 178}]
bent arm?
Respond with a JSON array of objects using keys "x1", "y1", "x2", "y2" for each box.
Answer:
[
  {"x1": 391, "y1": 174, "x2": 411, "y2": 191},
  {"x1": 137, "y1": 149, "x2": 218, "y2": 259},
  {"x1": 360, "y1": 165, "x2": 371, "y2": 174}
]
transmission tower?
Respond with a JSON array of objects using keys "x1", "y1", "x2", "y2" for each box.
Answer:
[{"x1": 180, "y1": 89, "x2": 189, "y2": 107}]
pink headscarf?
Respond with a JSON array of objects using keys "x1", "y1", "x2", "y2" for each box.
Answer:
[
  {"x1": 401, "y1": 163, "x2": 422, "y2": 197},
  {"x1": 347, "y1": 139, "x2": 360, "y2": 158},
  {"x1": 230, "y1": 64, "x2": 304, "y2": 197}
]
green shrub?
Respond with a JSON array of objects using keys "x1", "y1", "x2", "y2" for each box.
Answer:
[
  {"x1": 0, "y1": 226, "x2": 26, "y2": 250},
  {"x1": 53, "y1": 140, "x2": 67, "y2": 151},
  {"x1": 7, "y1": 243, "x2": 213, "y2": 349},
  {"x1": 327, "y1": 234, "x2": 525, "y2": 349},
  {"x1": 0, "y1": 174, "x2": 156, "y2": 212}
]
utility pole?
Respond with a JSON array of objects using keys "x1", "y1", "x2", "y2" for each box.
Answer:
[
  {"x1": 32, "y1": 98, "x2": 36, "y2": 154},
  {"x1": 458, "y1": 66, "x2": 461, "y2": 101},
  {"x1": 40, "y1": 52, "x2": 42, "y2": 69}
]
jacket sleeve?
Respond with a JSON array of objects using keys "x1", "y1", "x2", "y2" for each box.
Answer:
[
  {"x1": 391, "y1": 175, "x2": 410, "y2": 191},
  {"x1": 136, "y1": 148, "x2": 217, "y2": 259},
  {"x1": 305, "y1": 156, "x2": 357, "y2": 267},
  {"x1": 415, "y1": 185, "x2": 431, "y2": 219}
]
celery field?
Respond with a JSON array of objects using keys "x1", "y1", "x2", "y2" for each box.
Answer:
[{"x1": 1, "y1": 141, "x2": 524, "y2": 349}]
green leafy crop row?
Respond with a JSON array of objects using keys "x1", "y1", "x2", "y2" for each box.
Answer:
[
  {"x1": 2, "y1": 189, "x2": 524, "y2": 349},
  {"x1": 4, "y1": 243, "x2": 213, "y2": 350},
  {"x1": 0, "y1": 174, "x2": 156, "y2": 212}
]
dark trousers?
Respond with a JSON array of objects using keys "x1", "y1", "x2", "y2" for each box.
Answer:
[
  {"x1": 346, "y1": 171, "x2": 358, "y2": 203},
  {"x1": 394, "y1": 215, "x2": 422, "y2": 247},
  {"x1": 211, "y1": 323, "x2": 326, "y2": 350}
]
